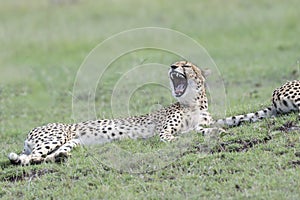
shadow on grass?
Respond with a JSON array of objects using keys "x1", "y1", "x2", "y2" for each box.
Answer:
[
  {"x1": 208, "y1": 118, "x2": 300, "y2": 153},
  {"x1": 0, "y1": 160, "x2": 12, "y2": 170},
  {"x1": 0, "y1": 165, "x2": 58, "y2": 182},
  {"x1": 0, "y1": 159, "x2": 62, "y2": 182}
]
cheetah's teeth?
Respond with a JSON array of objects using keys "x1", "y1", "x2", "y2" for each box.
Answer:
[{"x1": 170, "y1": 72, "x2": 185, "y2": 80}]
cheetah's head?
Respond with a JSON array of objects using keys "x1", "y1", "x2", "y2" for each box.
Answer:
[{"x1": 169, "y1": 61, "x2": 209, "y2": 107}]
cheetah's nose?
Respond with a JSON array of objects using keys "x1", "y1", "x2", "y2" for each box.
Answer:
[{"x1": 171, "y1": 65, "x2": 178, "y2": 69}]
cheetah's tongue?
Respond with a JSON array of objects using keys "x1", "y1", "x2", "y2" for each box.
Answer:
[{"x1": 175, "y1": 84, "x2": 185, "y2": 95}]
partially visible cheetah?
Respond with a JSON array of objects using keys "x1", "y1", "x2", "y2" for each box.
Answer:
[
  {"x1": 8, "y1": 61, "x2": 218, "y2": 165},
  {"x1": 216, "y1": 80, "x2": 300, "y2": 126}
]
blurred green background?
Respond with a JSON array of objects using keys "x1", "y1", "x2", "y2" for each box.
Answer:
[{"x1": 1, "y1": 0, "x2": 300, "y2": 199}]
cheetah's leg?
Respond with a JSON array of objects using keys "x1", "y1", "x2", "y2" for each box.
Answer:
[
  {"x1": 8, "y1": 138, "x2": 60, "y2": 165},
  {"x1": 159, "y1": 128, "x2": 178, "y2": 142},
  {"x1": 195, "y1": 126, "x2": 226, "y2": 136},
  {"x1": 8, "y1": 153, "x2": 31, "y2": 165},
  {"x1": 9, "y1": 147, "x2": 61, "y2": 165},
  {"x1": 8, "y1": 153, "x2": 48, "y2": 165},
  {"x1": 44, "y1": 139, "x2": 81, "y2": 162},
  {"x1": 9, "y1": 137, "x2": 72, "y2": 165}
]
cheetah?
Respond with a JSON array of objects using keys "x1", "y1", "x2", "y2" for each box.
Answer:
[
  {"x1": 8, "y1": 61, "x2": 217, "y2": 165},
  {"x1": 216, "y1": 80, "x2": 300, "y2": 126}
]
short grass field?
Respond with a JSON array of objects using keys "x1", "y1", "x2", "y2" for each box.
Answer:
[{"x1": 1, "y1": 0, "x2": 300, "y2": 199}]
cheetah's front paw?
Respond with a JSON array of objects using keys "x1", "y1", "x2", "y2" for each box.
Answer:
[{"x1": 45, "y1": 151, "x2": 70, "y2": 163}]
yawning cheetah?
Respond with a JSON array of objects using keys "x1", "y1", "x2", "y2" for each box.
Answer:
[{"x1": 8, "y1": 61, "x2": 217, "y2": 165}]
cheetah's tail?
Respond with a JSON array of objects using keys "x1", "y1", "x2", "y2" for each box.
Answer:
[{"x1": 215, "y1": 106, "x2": 276, "y2": 127}]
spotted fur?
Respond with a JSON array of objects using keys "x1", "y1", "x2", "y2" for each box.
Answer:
[
  {"x1": 216, "y1": 80, "x2": 300, "y2": 126},
  {"x1": 8, "y1": 61, "x2": 218, "y2": 165}
]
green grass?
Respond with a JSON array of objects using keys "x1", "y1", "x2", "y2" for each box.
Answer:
[{"x1": 1, "y1": 0, "x2": 300, "y2": 199}]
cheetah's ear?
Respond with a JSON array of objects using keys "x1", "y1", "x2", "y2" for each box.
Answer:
[{"x1": 202, "y1": 68, "x2": 212, "y2": 78}]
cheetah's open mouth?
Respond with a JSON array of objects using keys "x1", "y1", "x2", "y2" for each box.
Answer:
[{"x1": 170, "y1": 71, "x2": 187, "y2": 97}]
